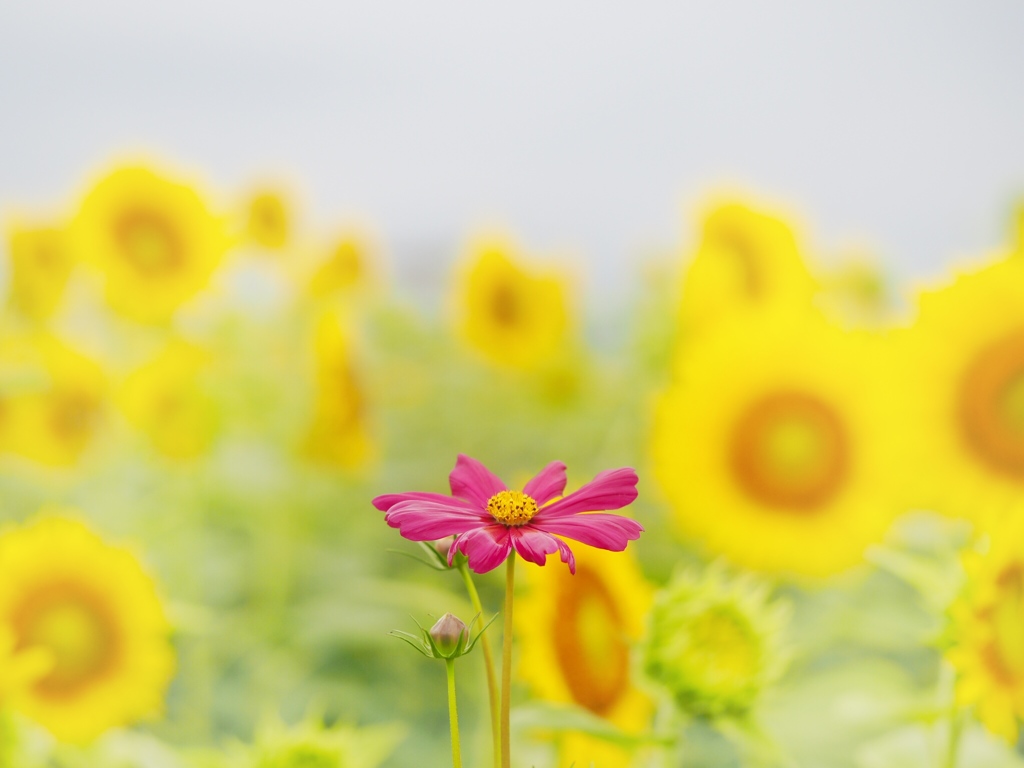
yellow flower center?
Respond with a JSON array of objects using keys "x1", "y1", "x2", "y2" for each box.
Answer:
[
  {"x1": 959, "y1": 329, "x2": 1024, "y2": 481},
  {"x1": 730, "y1": 390, "x2": 849, "y2": 512},
  {"x1": 552, "y1": 568, "x2": 630, "y2": 716},
  {"x1": 12, "y1": 582, "x2": 120, "y2": 698},
  {"x1": 115, "y1": 208, "x2": 182, "y2": 277},
  {"x1": 487, "y1": 490, "x2": 538, "y2": 526},
  {"x1": 490, "y1": 281, "x2": 523, "y2": 328}
]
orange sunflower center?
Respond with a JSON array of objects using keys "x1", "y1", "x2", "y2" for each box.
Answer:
[
  {"x1": 958, "y1": 329, "x2": 1024, "y2": 481},
  {"x1": 486, "y1": 490, "x2": 537, "y2": 526},
  {"x1": 490, "y1": 280, "x2": 524, "y2": 329},
  {"x1": 49, "y1": 391, "x2": 101, "y2": 442},
  {"x1": 552, "y1": 568, "x2": 630, "y2": 716},
  {"x1": 114, "y1": 208, "x2": 183, "y2": 277},
  {"x1": 12, "y1": 581, "x2": 121, "y2": 698},
  {"x1": 981, "y1": 563, "x2": 1024, "y2": 687},
  {"x1": 730, "y1": 390, "x2": 849, "y2": 512}
]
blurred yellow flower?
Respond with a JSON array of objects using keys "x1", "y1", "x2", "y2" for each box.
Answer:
[
  {"x1": 244, "y1": 189, "x2": 291, "y2": 251},
  {"x1": 0, "y1": 627, "x2": 51, "y2": 709},
  {"x1": 303, "y1": 312, "x2": 372, "y2": 468},
  {"x1": 948, "y1": 513, "x2": 1024, "y2": 742},
  {"x1": 5, "y1": 223, "x2": 76, "y2": 322},
  {"x1": 905, "y1": 257, "x2": 1024, "y2": 520},
  {"x1": 119, "y1": 340, "x2": 218, "y2": 460},
  {"x1": 643, "y1": 565, "x2": 787, "y2": 720},
  {"x1": 680, "y1": 200, "x2": 817, "y2": 333},
  {"x1": 0, "y1": 515, "x2": 174, "y2": 743},
  {"x1": 72, "y1": 164, "x2": 229, "y2": 324},
  {"x1": 652, "y1": 309, "x2": 902, "y2": 577},
  {"x1": 0, "y1": 334, "x2": 106, "y2": 467},
  {"x1": 307, "y1": 233, "x2": 371, "y2": 298},
  {"x1": 455, "y1": 237, "x2": 569, "y2": 370},
  {"x1": 518, "y1": 547, "x2": 653, "y2": 767}
]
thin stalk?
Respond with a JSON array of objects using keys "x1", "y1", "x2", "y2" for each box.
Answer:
[
  {"x1": 943, "y1": 708, "x2": 964, "y2": 768},
  {"x1": 446, "y1": 658, "x2": 463, "y2": 768},
  {"x1": 458, "y1": 562, "x2": 500, "y2": 768},
  {"x1": 501, "y1": 553, "x2": 516, "y2": 768}
]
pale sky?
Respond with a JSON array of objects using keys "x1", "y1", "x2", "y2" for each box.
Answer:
[{"x1": 1, "y1": 1, "x2": 1022, "y2": 306}]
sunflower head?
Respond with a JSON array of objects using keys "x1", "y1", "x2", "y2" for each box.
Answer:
[
  {"x1": 947, "y1": 511, "x2": 1024, "y2": 742},
  {"x1": 303, "y1": 312, "x2": 372, "y2": 469},
  {"x1": 642, "y1": 565, "x2": 788, "y2": 721},
  {"x1": 245, "y1": 188, "x2": 291, "y2": 250},
  {"x1": 72, "y1": 163, "x2": 230, "y2": 324},
  {"x1": 0, "y1": 334, "x2": 107, "y2": 468},
  {"x1": 0, "y1": 514, "x2": 174, "y2": 744},
  {"x1": 653, "y1": 309, "x2": 905, "y2": 576},
  {"x1": 119, "y1": 340, "x2": 218, "y2": 460},
  {"x1": 679, "y1": 198, "x2": 817, "y2": 333},
  {"x1": 904, "y1": 256, "x2": 1024, "y2": 520},
  {"x1": 455, "y1": 237, "x2": 570, "y2": 371},
  {"x1": 307, "y1": 233, "x2": 373, "y2": 298},
  {"x1": 5, "y1": 222, "x2": 76, "y2": 322}
]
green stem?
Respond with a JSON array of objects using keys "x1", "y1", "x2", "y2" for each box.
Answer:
[
  {"x1": 458, "y1": 562, "x2": 500, "y2": 768},
  {"x1": 943, "y1": 708, "x2": 964, "y2": 768},
  {"x1": 446, "y1": 659, "x2": 463, "y2": 768},
  {"x1": 501, "y1": 554, "x2": 516, "y2": 768}
]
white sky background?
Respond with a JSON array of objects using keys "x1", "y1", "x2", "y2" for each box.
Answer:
[{"x1": 0, "y1": 1, "x2": 1022, "y2": 310}]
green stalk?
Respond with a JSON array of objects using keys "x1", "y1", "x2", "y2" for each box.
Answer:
[
  {"x1": 446, "y1": 658, "x2": 463, "y2": 768},
  {"x1": 458, "y1": 562, "x2": 500, "y2": 768},
  {"x1": 943, "y1": 708, "x2": 964, "y2": 768},
  {"x1": 501, "y1": 553, "x2": 516, "y2": 768}
]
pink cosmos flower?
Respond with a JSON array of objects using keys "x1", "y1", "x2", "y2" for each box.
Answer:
[{"x1": 373, "y1": 454, "x2": 643, "y2": 574}]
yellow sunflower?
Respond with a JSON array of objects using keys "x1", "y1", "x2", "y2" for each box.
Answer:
[
  {"x1": 302, "y1": 312, "x2": 372, "y2": 468},
  {"x1": 517, "y1": 547, "x2": 654, "y2": 767},
  {"x1": 0, "y1": 334, "x2": 106, "y2": 468},
  {"x1": 72, "y1": 163, "x2": 230, "y2": 324},
  {"x1": 244, "y1": 188, "x2": 291, "y2": 251},
  {"x1": 454, "y1": 236, "x2": 569, "y2": 370},
  {"x1": 0, "y1": 515, "x2": 174, "y2": 743},
  {"x1": 679, "y1": 199, "x2": 818, "y2": 333},
  {"x1": 5, "y1": 222, "x2": 76, "y2": 322},
  {"x1": 652, "y1": 307, "x2": 903, "y2": 577},
  {"x1": 947, "y1": 511, "x2": 1024, "y2": 742},
  {"x1": 903, "y1": 256, "x2": 1024, "y2": 521},
  {"x1": 307, "y1": 232, "x2": 373, "y2": 298},
  {"x1": 119, "y1": 340, "x2": 218, "y2": 460}
]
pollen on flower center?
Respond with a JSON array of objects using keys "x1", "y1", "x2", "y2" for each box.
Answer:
[{"x1": 487, "y1": 490, "x2": 538, "y2": 526}]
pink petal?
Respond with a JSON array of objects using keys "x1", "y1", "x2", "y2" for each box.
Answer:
[
  {"x1": 533, "y1": 468, "x2": 638, "y2": 519},
  {"x1": 449, "y1": 454, "x2": 507, "y2": 507},
  {"x1": 453, "y1": 525, "x2": 513, "y2": 573},
  {"x1": 509, "y1": 527, "x2": 561, "y2": 567},
  {"x1": 531, "y1": 513, "x2": 644, "y2": 552},
  {"x1": 385, "y1": 500, "x2": 492, "y2": 541},
  {"x1": 522, "y1": 461, "x2": 568, "y2": 506},
  {"x1": 373, "y1": 492, "x2": 477, "y2": 512},
  {"x1": 552, "y1": 537, "x2": 576, "y2": 574}
]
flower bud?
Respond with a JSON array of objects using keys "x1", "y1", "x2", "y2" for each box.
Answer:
[
  {"x1": 429, "y1": 613, "x2": 468, "y2": 657},
  {"x1": 433, "y1": 536, "x2": 456, "y2": 559}
]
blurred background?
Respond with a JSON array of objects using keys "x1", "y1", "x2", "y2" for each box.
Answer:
[{"x1": 2, "y1": 3, "x2": 1024, "y2": 768}]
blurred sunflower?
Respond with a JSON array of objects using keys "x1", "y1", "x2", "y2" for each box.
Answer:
[
  {"x1": 904, "y1": 256, "x2": 1024, "y2": 521},
  {"x1": 307, "y1": 233, "x2": 372, "y2": 298},
  {"x1": 5, "y1": 223, "x2": 76, "y2": 322},
  {"x1": 72, "y1": 164, "x2": 229, "y2": 324},
  {"x1": 652, "y1": 309, "x2": 902, "y2": 577},
  {"x1": 679, "y1": 200, "x2": 817, "y2": 333},
  {"x1": 0, "y1": 515, "x2": 174, "y2": 743},
  {"x1": 643, "y1": 565, "x2": 787, "y2": 720},
  {"x1": 119, "y1": 340, "x2": 218, "y2": 460},
  {"x1": 947, "y1": 512, "x2": 1024, "y2": 742},
  {"x1": 455, "y1": 237, "x2": 569, "y2": 370},
  {"x1": 1, "y1": 334, "x2": 106, "y2": 467},
  {"x1": 0, "y1": 626, "x2": 50, "y2": 708},
  {"x1": 303, "y1": 312, "x2": 372, "y2": 468},
  {"x1": 518, "y1": 547, "x2": 653, "y2": 767},
  {"x1": 244, "y1": 188, "x2": 291, "y2": 251}
]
